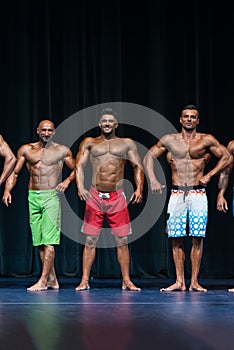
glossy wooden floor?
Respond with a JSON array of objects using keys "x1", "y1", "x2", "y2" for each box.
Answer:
[{"x1": 1, "y1": 278, "x2": 234, "y2": 350}]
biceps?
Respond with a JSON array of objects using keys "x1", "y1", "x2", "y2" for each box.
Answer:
[
  {"x1": 210, "y1": 145, "x2": 228, "y2": 158},
  {"x1": 76, "y1": 150, "x2": 90, "y2": 167},
  {"x1": 0, "y1": 144, "x2": 13, "y2": 158},
  {"x1": 65, "y1": 155, "x2": 75, "y2": 169},
  {"x1": 128, "y1": 150, "x2": 142, "y2": 166}
]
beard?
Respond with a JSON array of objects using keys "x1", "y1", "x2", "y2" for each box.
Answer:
[{"x1": 39, "y1": 135, "x2": 53, "y2": 144}]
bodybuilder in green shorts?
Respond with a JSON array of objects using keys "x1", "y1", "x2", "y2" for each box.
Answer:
[{"x1": 2, "y1": 120, "x2": 75, "y2": 291}]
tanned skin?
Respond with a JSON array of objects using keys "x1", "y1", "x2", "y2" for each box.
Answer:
[
  {"x1": 0, "y1": 134, "x2": 16, "y2": 186},
  {"x1": 2, "y1": 120, "x2": 75, "y2": 291},
  {"x1": 144, "y1": 106, "x2": 232, "y2": 292},
  {"x1": 217, "y1": 140, "x2": 234, "y2": 292},
  {"x1": 75, "y1": 111, "x2": 144, "y2": 291}
]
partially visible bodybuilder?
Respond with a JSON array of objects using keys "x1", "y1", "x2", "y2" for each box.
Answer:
[
  {"x1": 0, "y1": 134, "x2": 16, "y2": 186},
  {"x1": 2, "y1": 120, "x2": 75, "y2": 291},
  {"x1": 217, "y1": 140, "x2": 234, "y2": 214},
  {"x1": 75, "y1": 108, "x2": 144, "y2": 291},
  {"x1": 217, "y1": 139, "x2": 234, "y2": 292}
]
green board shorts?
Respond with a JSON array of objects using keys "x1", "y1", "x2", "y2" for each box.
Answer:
[{"x1": 28, "y1": 189, "x2": 61, "y2": 246}]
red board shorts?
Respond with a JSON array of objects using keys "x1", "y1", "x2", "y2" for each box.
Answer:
[{"x1": 82, "y1": 187, "x2": 132, "y2": 237}]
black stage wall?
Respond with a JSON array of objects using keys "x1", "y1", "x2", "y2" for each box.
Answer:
[{"x1": 0, "y1": 0, "x2": 233, "y2": 279}]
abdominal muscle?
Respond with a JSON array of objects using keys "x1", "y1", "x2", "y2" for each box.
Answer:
[
  {"x1": 28, "y1": 164, "x2": 62, "y2": 190},
  {"x1": 92, "y1": 158, "x2": 126, "y2": 192},
  {"x1": 170, "y1": 157, "x2": 207, "y2": 186}
]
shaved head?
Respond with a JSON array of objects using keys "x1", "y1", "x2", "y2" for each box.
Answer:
[{"x1": 38, "y1": 120, "x2": 55, "y2": 130}]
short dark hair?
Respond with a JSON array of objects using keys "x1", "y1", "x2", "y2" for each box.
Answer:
[
  {"x1": 182, "y1": 104, "x2": 199, "y2": 114},
  {"x1": 99, "y1": 108, "x2": 118, "y2": 120}
]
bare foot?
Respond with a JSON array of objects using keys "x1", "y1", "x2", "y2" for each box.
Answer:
[
  {"x1": 75, "y1": 280, "x2": 90, "y2": 291},
  {"x1": 47, "y1": 281, "x2": 60, "y2": 290},
  {"x1": 122, "y1": 281, "x2": 141, "y2": 291},
  {"x1": 27, "y1": 282, "x2": 48, "y2": 291},
  {"x1": 228, "y1": 288, "x2": 234, "y2": 292},
  {"x1": 160, "y1": 282, "x2": 186, "y2": 292},
  {"x1": 189, "y1": 283, "x2": 207, "y2": 292}
]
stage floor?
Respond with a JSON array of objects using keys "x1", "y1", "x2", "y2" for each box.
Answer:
[{"x1": 0, "y1": 277, "x2": 234, "y2": 350}]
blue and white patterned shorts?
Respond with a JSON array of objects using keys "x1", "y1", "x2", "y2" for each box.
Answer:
[{"x1": 166, "y1": 186, "x2": 208, "y2": 238}]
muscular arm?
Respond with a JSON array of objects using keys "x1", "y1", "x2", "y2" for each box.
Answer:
[
  {"x1": 2, "y1": 145, "x2": 27, "y2": 206},
  {"x1": 56, "y1": 148, "x2": 76, "y2": 192},
  {"x1": 0, "y1": 135, "x2": 16, "y2": 186},
  {"x1": 216, "y1": 140, "x2": 234, "y2": 212},
  {"x1": 127, "y1": 139, "x2": 144, "y2": 204},
  {"x1": 143, "y1": 137, "x2": 167, "y2": 194},
  {"x1": 75, "y1": 138, "x2": 91, "y2": 201},
  {"x1": 199, "y1": 135, "x2": 233, "y2": 187}
]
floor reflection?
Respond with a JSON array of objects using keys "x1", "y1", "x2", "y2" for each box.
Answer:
[{"x1": 0, "y1": 278, "x2": 234, "y2": 349}]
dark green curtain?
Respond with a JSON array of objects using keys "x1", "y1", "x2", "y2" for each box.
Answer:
[{"x1": 0, "y1": 0, "x2": 233, "y2": 279}]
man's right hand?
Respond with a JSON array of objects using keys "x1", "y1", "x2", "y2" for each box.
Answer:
[
  {"x1": 78, "y1": 188, "x2": 91, "y2": 201},
  {"x1": 150, "y1": 179, "x2": 165, "y2": 194},
  {"x1": 217, "y1": 194, "x2": 228, "y2": 213},
  {"x1": 2, "y1": 192, "x2": 12, "y2": 207}
]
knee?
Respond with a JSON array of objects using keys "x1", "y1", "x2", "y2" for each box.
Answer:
[
  {"x1": 45, "y1": 245, "x2": 55, "y2": 253},
  {"x1": 192, "y1": 237, "x2": 203, "y2": 250},
  {"x1": 172, "y1": 238, "x2": 184, "y2": 250},
  {"x1": 85, "y1": 235, "x2": 98, "y2": 248},
  {"x1": 192, "y1": 242, "x2": 202, "y2": 250},
  {"x1": 115, "y1": 236, "x2": 128, "y2": 247}
]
